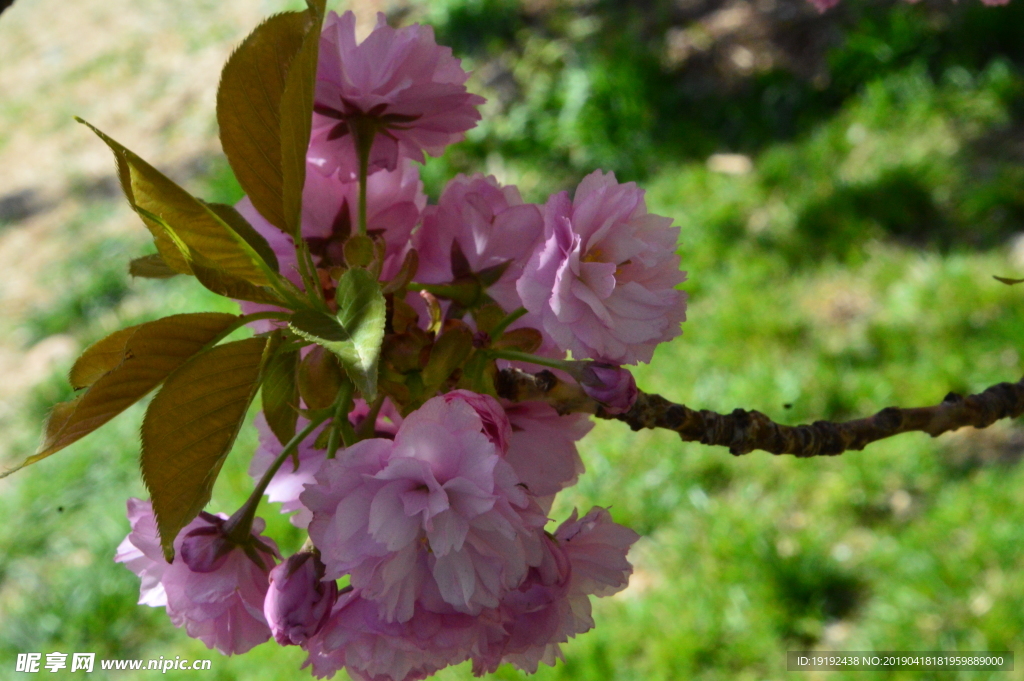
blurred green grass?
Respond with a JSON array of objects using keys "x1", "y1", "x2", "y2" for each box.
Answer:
[{"x1": 3, "y1": 0, "x2": 1024, "y2": 679}]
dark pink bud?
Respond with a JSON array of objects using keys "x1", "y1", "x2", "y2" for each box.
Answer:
[
  {"x1": 580, "y1": 364, "x2": 638, "y2": 415},
  {"x1": 265, "y1": 552, "x2": 338, "y2": 646}
]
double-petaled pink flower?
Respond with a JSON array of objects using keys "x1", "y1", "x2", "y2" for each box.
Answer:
[
  {"x1": 472, "y1": 506, "x2": 639, "y2": 674},
  {"x1": 249, "y1": 400, "x2": 403, "y2": 529},
  {"x1": 301, "y1": 392, "x2": 546, "y2": 624},
  {"x1": 414, "y1": 174, "x2": 544, "y2": 313},
  {"x1": 302, "y1": 591, "x2": 483, "y2": 681},
  {"x1": 236, "y1": 159, "x2": 425, "y2": 333},
  {"x1": 115, "y1": 499, "x2": 280, "y2": 655},
  {"x1": 299, "y1": 505, "x2": 638, "y2": 681},
  {"x1": 310, "y1": 11, "x2": 485, "y2": 178},
  {"x1": 518, "y1": 170, "x2": 687, "y2": 365}
]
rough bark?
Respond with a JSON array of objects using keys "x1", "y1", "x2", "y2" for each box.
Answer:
[{"x1": 495, "y1": 368, "x2": 1024, "y2": 457}]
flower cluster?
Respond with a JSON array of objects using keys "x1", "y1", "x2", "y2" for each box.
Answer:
[{"x1": 116, "y1": 10, "x2": 686, "y2": 680}]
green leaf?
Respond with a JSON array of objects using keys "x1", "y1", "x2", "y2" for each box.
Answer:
[
  {"x1": 129, "y1": 254, "x2": 179, "y2": 279},
  {"x1": 1, "y1": 313, "x2": 239, "y2": 479},
  {"x1": 289, "y1": 269, "x2": 386, "y2": 399},
  {"x1": 142, "y1": 337, "x2": 270, "y2": 560},
  {"x1": 280, "y1": 0, "x2": 326, "y2": 237},
  {"x1": 261, "y1": 338, "x2": 300, "y2": 445},
  {"x1": 994, "y1": 275, "x2": 1024, "y2": 285},
  {"x1": 77, "y1": 119, "x2": 282, "y2": 296}
]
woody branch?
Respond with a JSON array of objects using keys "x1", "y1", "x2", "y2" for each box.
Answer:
[{"x1": 495, "y1": 368, "x2": 1024, "y2": 458}]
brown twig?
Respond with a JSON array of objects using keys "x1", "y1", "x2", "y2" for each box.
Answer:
[{"x1": 495, "y1": 368, "x2": 1024, "y2": 457}]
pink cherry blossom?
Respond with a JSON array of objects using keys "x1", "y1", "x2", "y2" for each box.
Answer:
[
  {"x1": 310, "y1": 11, "x2": 485, "y2": 178},
  {"x1": 517, "y1": 170, "x2": 687, "y2": 365},
  {"x1": 235, "y1": 159, "x2": 425, "y2": 332},
  {"x1": 301, "y1": 394, "x2": 546, "y2": 624},
  {"x1": 249, "y1": 401, "x2": 403, "y2": 528},
  {"x1": 441, "y1": 389, "x2": 511, "y2": 454},
  {"x1": 302, "y1": 590, "x2": 482, "y2": 681},
  {"x1": 555, "y1": 506, "x2": 639, "y2": 598},
  {"x1": 502, "y1": 401, "x2": 590, "y2": 500},
  {"x1": 265, "y1": 552, "x2": 338, "y2": 646},
  {"x1": 114, "y1": 499, "x2": 280, "y2": 655},
  {"x1": 414, "y1": 174, "x2": 543, "y2": 311},
  {"x1": 302, "y1": 157, "x2": 425, "y2": 281},
  {"x1": 473, "y1": 507, "x2": 639, "y2": 675}
]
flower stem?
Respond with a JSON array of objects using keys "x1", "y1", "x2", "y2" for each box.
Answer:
[
  {"x1": 354, "y1": 123, "x2": 376, "y2": 238},
  {"x1": 490, "y1": 307, "x2": 528, "y2": 340},
  {"x1": 355, "y1": 394, "x2": 385, "y2": 441},
  {"x1": 324, "y1": 381, "x2": 355, "y2": 460},
  {"x1": 223, "y1": 414, "x2": 329, "y2": 544},
  {"x1": 487, "y1": 349, "x2": 572, "y2": 372},
  {"x1": 294, "y1": 238, "x2": 330, "y2": 313},
  {"x1": 359, "y1": 153, "x2": 369, "y2": 237}
]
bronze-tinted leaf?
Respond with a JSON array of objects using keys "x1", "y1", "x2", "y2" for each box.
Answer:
[
  {"x1": 129, "y1": 254, "x2": 179, "y2": 279},
  {"x1": 142, "y1": 337, "x2": 270, "y2": 560},
  {"x1": 69, "y1": 325, "x2": 139, "y2": 390},
  {"x1": 262, "y1": 340, "x2": 300, "y2": 445},
  {"x1": 422, "y1": 321, "x2": 474, "y2": 397},
  {"x1": 298, "y1": 344, "x2": 345, "y2": 410},
  {"x1": 382, "y1": 249, "x2": 419, "y2": 294},
  {"x1": 189, "y1": 257, "x2": 282, "y2": 305},
  {"x1": 471, "y1": 303, "x2": 506, "y2": 335},
  {"x1": 492, "y1": 327, "x2": 543, "y2": 354},
  {"x1": 1, "y1": 313, "x2": 239, "y2": 479},
  {"x1": 994, "y1": 275, "x2": 1024, "y2": 285},
  {"x1": 280, "y1": 0, "x2": 325, "y2": 237},
  {"x1": 206, "y1": 202, "x2": 280, "y2": 274},
  {"x1": 78, "y1": 119, "x2": 280, "y2": 291},
  {"x1": 217, "y1": 9, "x2": 313, "y2": 235}
]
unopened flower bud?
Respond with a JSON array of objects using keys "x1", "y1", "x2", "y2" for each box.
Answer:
[
  {"x1": 579, "y1": 363, "x2": 638, "y2": 415},
  {"x1": 265, "y1": 552, "x2": 338, "y2": 646}
]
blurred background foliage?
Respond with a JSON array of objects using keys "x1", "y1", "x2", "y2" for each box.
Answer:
[{"x1": 2, "y1": 0, "x2": 1024, "y2": 679}]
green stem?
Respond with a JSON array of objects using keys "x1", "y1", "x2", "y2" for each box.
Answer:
[
  {"x1": 355, "y1": 394, "x2": 386, "y2": 441},
  {"x1": 488, "y1": 349, "x2": 573, "y2": 372},
  {"x1": 356, "y1": 129, "x2": 374, "y2": 238},
  {"x1": 223, "y1": 414, "x2": 328, "y2": 544},
  {"x1": 490, "y1": 307, "x2": 528, "y2": 340},
  {"x1": 359, "y1": 155, "x2": 369, "y2": 237},
  {"x1": 295, "y1": 239, "x2": 330, "y2": 313},
  {"x1": 267, "y1": 275, "x2": 307, "y2": 311},
  {"x1": 325, "y1": 381, "x2": 355, "y2": 459}
]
